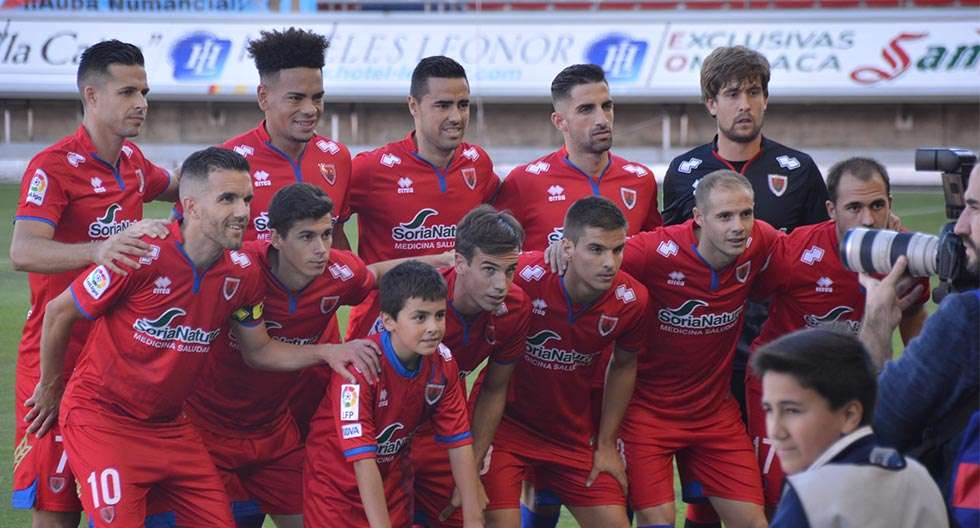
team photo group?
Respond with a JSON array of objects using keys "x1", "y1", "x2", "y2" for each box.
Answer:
[{"x1": 8, "y1": 24, "x2": 979, "y2": 528}]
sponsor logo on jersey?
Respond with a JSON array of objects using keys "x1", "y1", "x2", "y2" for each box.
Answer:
[
  {"x1": 668, "y1": 271, "x2": 686, "y2": 286},
  {"x1": 736, "y1": 261, "x2": 751, "y2": 283},
  {"x1": 139, "y1": 244, "x2": 161, "y2": 265},
  {"x1": 768, "y1": 174, "x2": 788, "y2": 197},
  {"x1": 90, "y1": 176, "x2": 107, "y2": 193},
  {"x1": 230, "y1": 251, "x2": 251, "y2": 268},
  {"x1": 462, "y1": 147, "x2": 480, "y2": 161},
  {"x1": 320, "y1": 296, "x2": 340, "y2": 314},
  {"x1": 88, "y1": 204, "x2": 134, "y2": 239},
  {"x1": 170, "y1": 31, "x2": 232, "y2": 81},
  {"x1": 380, "y1": 153, "x2": 401, "y2": 167},
  {"x1": 342, "y1": 423, "x2": 362, "y2": 439},
  {"x1": 425, "y1": 382, "x2": 445, "y2": 405},
  {"x1": 547, "y1": 185, "x2": 566, "y2": 202},
  {"x1": 678, "y1": 157, "x2": 702, "y2": 174},
  {"x1": 657, "y1": 299, "x2": 744, "y2": 334},
  {"x1": 83, "y1": 265, "x2": 111, "y2": 299},
  {"x1": 329, "y1": 263, "x2": 354, "y2": 281},
  {"x1": 391, "y1": 209, "x2": 456, "y2": 248},
  {"x1": 598, "y1": 314, "x2": 619, "y2": 336},
  {"x1": 319, "y1": 163, "x2": 336, "y2": 185},
  {"x1": 26, "y1": 169, "x2": 48, "y2": 206},
  {"x1": 776, "y1": 155, "x2": 801, "y2": 170},
  {"x1": 615, "y1": 283, "x2": 636, "y2": 303},
  {"x1": 253, "y1": 211, "x2": 269, "y2": 234},
  {"x1": 153, "y1": 276, "x2": 172, "y2": 295},
  {"x1": 801, "y1": 245, "x2": 825, "y2": 265},
  {"x1": 816, "y1": 277, "x2": 834, "y2": 293},
  {"x1": 222, "y1": 277, "x2": 240, "y2": 300},
  {"x1": 657, "y1": 240, "x2": 679, "y2": 258},
  {"x1": 376, "y1": 422, "x2": 408, "y2": 458},
  {"x1": 263, "y1": 319, "x2": 319, "y2": 346},
  {"x1": 531, "y1": 298, "x2": 548, "y2": 316},
  {"x1": 586, "y1": 33, "x2": 648, "y2": 83},
  {"x1": 132, "y1": 308, "x2": 221, "y2": 346},
  {"x1": 397, "y1": 177, "x2": 414, "y2": 194},
  {"x1": 547, "y1": 227, "x2": 564, "y2": 244},
  {"x1": 253, "y1": 170, "x2": 271, "y2": 187},
  {"x1": 519, "y1": 265, "x2": 545, "y2": 282},
  {"x1": 462, "y1": 167, "x2": 477, "y2": 190},
  {"x1": 317, "y1": 139, "x2": 340, "y2": 154},
  {"x1": 525, "y1": 161, "x2": 550, "y2": 175},
  {"x1": 525, "y1": 330, "x2": 593, "y2": 370},
  {"x1": 340, "y1": 384, "x2": 359, "y2": 421},
  {"x1": 620, "y1": 187, "x2": 637, "y2": 210},
  {"x1": 623, "y1": 164, "x2": 648, "y2": 177},
  {"x1": 66, "y1": 152, "x2": 85, "y2": 167},
  {"x1": 804, "y1": 305, "x2": 859, "y2": 333},
  {"x1": 233, "y1": 144, "x2": 254, "y2": 158}
]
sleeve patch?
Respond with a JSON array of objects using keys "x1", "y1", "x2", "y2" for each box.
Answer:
[
  {"x1": 26, "y1": 169, "x2": 48, "y2": 206},
  {"x1": 340, "y1": 384, "x2": 360, "y2": 421},
  {"x1": 342, "y1": 423, "x2": 363, "y2": 439},
  {"x1": 231, "y1": 303, "x2": 263, "y2": 324},
  {"x1": 82, "y1": 265, "x2": 111, "y2": 300}
]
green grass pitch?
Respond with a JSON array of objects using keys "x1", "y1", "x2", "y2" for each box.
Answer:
[{"x1": 0, "y1": 184, "x2": 949, "y2": 527}]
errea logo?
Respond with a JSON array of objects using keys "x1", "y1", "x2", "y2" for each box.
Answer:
[
  {"x1": 233, "y1": 144, "x2": 254, "y2": 158},
  {"x1": 397, "y1": 177, "x2": 414, "y2": 194},
  {"x1": 622, "y1": 164, "x2": 648, "y2": 177},
  {"x1": 67, "y1": 152, "x2": 85, "y2": 167},
  {"x1": 121, "y1": 145, "x2": 133, "y2": 158},
  {"x1": 816, "y1": 277, "x2": 834, "y2": 293},
  {"x1": 153, "y1": 276, "x2": 172, "y2": 295},
  {"x1": 519, "y1": 265, "x2": 545, "y2": 282},
  {"x1": 230, "y1": 251, "x2": 251, "y2": 268},
  {"x1": 667, "y1": 271, "x2": 685, "y2": 286},
  {"x1": 317, "y1": 139, "x2": 340, "y2": 154},
  {"x1": 801, "y1": 245, "x2": 825, "y2": 265},
  {"x1": 678, "y1": 157, "x2": 702, "y2": 174},
  {"x1": 525, "y1": 161, "x2": 550, "y2": 175},
  {"x1": 615, "y1": 284, "x2": 636, "y2": 303},
  {"x1": 91, "y1": 177, "x2": 107, "y2": 193},
  {"x1": 329, "y1": 262, "x2": 354, "y2": 281},
  {"x1": 547, "y1": 185, "x2": 566, "y2": 202},
  {"x1": 657, "y1": 240, "x2": 678, "y2": 258},
  {"x1": 380, "y1": 153, "x2": 401, "y2": 168},
  {"x1": 531, "y1": 298, "x2": 548, "y2": 316},
  {"x1": 776, "y1": 155, "x2": 801, "y2": 170},
  {"x1": 462, "y1": 147, "x2": 479, "y2": 161},
  {"x1": 253, "y1": 171, "x2": 271, "y2": 187}
]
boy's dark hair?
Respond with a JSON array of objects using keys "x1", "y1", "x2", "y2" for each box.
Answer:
[
  {"x1": 410, "y1": 56, "x2": 467, "y2": 100},
  {"x1": 694, "y1": 169, "x2": 754, "y2": 213},
  {"x1": 551, "y1": 63, "x2": 606, "y2": 103},
  {"x1": 379, "y1": 261, "x2": 448, "y2": 319},
  {"x1": 268, "y1": 183, "x2": 334, "y2": 236},
  {"x1": 563, "y1": 196, "x2": 627, "y2": 243},
  {"x1": 455, "y1": 205, "x2": 525, "y2": 262},
  {"x1": 700, "y1": 45, "x2": 771, "y2": 102},
  {"x1": 826, "y1": 157, "x2": 891, "y2": 204},
  {"x1": 179, "y1": 147, "x2": 249, "y2": 196},
  {"x1": 752, "y1": 328, "x2": 876, "y2": 426},
  {"x1": 77, "y1": 40, "x2": 145, "y2": 90},
  {"x1": 247, "y1": 28, "x2": 329, "y2": 80}
]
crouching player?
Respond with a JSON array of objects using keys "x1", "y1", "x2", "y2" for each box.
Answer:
[{"x1": 304, "y1": 261, "x2": 485, "y2": 527}]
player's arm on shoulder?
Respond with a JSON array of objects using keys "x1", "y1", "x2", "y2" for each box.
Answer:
[
  {"x1": 365, "y1": 251, "x2": 454, "y2": 283},
  {"x1": 353, "y1": 458, "x2": 393, "y2": 528}
]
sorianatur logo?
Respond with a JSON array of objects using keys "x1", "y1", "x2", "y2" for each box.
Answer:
[
  {"x1": 88, "y1": 204, "x2": 133, "y2": 239},
  {"x1": 586, "y1": 33, "x2": 649, "y2": 83},
  {"x1": 804, "y1": 306, "x2": 860, "y2": 333},
  {"x1": 657, "y1": 299, "x2": 743, "y2": 333},
  {"x1": 525, "y1": 330, "x2": 593, "y2": 369},
  {"x1": 376, "y1": 422, "x2": 408, "y2": 457},
  {"x1": 132, "y1": 308, "x2": 221, "y2": 346},
  {"x1": 391, "y1": 209, "x2": 456, "y2": 242},
  {"x1": 170, "y1": 32, "x2": 232, "y2": 81}
]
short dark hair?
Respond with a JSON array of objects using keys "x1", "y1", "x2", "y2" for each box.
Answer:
[
  {"x1": 379, "y1": 261, "x2": 448, "y2": 320},
  {"x1": 77, "y1": 40, "x2": 145, "y2": 90},
  {"x1": 179, "y1": 147, "x2": 249, "y2": 196},
  {"x1": 694, "y1": 169, "x2": 754, "y2": 213},
  {"x1": 752, "y1": 328, "x2": 876, "y2": 426},
  {"x1": 563, "y1": 196, "x2": 627, "y2": 243},
  {"x1": 247, "y1": 27, "x2": 329, "y2": 80},
  {"x1": 826, "y1": 157, "x2": 891, "y2": 204},
  {"x1": 455, "y1": 205, "x2": 525, "y2": 262},
  {"x1": 700, "y1": 46, "x2": 771, "y2": 102},
  {"x1": 410, "y1": 56, "x2": 467, "y2": 100},
  {"x1": 551, "y1": 63, "x2": 607, "y2": 103},
  {"x1": 268, "y1": 183, "x2": 334, "y2": 237}
]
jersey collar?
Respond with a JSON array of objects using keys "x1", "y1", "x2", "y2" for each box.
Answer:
[
  {"x1": 806, "y1": 426, "x2": 874, "y2": 472},
  {"x1": 380, "y1": 329, "x2": 421, "y2": 379},
  {"x1": 710, "y1": 134, "x2": 767, "y2": 175}
]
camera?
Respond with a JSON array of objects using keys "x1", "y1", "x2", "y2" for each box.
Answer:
[{"x1": 840, "y1": 147, "x2": 978, "y2": 299}]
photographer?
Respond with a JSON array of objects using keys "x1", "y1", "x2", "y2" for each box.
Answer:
[{"x1": 858, "y1": 165, "x2": 979, "y2": 526}]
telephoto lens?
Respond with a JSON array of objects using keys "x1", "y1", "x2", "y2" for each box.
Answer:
[{"x1": 840, "y1": 228, "x2": 939, "y2": 278}]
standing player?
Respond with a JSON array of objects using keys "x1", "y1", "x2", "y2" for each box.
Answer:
[
  {"x1": 745, "y1": 157, "x2": 929, "y2": 512},
  {"x1": 617, "y1": 171, "x2": 777, "y2": 528},
  {"x1": 483, "y1": 196, "x2": 648, "y2": 528},
  {"x1": 494, "y1": 63, "x2": 661, "y2": 250},
  {"x1": 9, "y1": 40, "x2": 177, "y2": 528},
  {"x1": 24, "y1": 148, "x2": 381, "y2": 527},
  {"x1": 410, "y1": 205, "x2": 531, "y2": 528},
  {"x1": 340, "y1": 56, "x2": 499, "y2": 339},
  {"x1": 304, "y1": 261, "x2": 484, "y2": 528}
]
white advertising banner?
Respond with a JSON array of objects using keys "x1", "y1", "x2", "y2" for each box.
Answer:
[{"x1": 0, "y1": 15, "x2": 975, "y2": 100}]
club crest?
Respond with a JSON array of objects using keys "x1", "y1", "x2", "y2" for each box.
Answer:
[
  {"x1": 736, "y1": 261, "x2": 751, "y2": 283},
  {"x1": 620, "y1": 187, "x2": 637, "y2": 210},
  {"x1": 461, "y1": 168, "x2": 477, "y2": 190},
  {"x1": 222, "y1": 277, "x2": 241, "y2": 300},
  {"x1": 425, "y1": 382, "x2": 445, "y2": 405},
  {"x1": 598, "y1": 314, "x2": 619, "y2": 336},
  {"x1": 768, "y1": 174, "x2": 788, "y2": 197},
  {"x1": 319, "y1": 163, "x2": 336, "y2": 185},
  {"x1": 100, "y1": 506, "x2": 116, "y2": 524},
  {"x1": 485, "y1": 323, "x2": 496, "y2": 345},
  {"x1": 320, "y1": 296, "x2": 340, "y2": 314},
  {"x1": 48, "y1": 476, "x2": 66, "y2": 493}
]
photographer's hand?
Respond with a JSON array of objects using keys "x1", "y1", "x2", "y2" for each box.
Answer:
[{"x1": 859, "y1": 256, "x2": 910, "y2": 370}]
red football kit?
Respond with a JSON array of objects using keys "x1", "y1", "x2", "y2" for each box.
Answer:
[
  {"x1": 184, "y1": 240, "x2": 375, "y2": 516},
  {"x1": 618, "y1": 219, "x2": 779, "y2": 509},
  {"x1": 745, "y1": 219, "x2": 932, "y2": 506},
  {"x1": 60, "y1": 222, "x2": 265, "y2": 527},
  {"x1": 494, "y1": 147, "x2": 661, "y2": 251},
  {"x1": 411, "y1": 268, "x2": 531, "y2": 527},
  {"x1": 482, "y1": 252, "x2": 648, "y2": 509},
  {"x1": 304, "y1": 332, "x2": 472, "y2": 527},
  {"x1": 12, "y1": 125, "x2": 171, "y2": 513},
  {"x1": 341, "y1": 133, "x2": 498, "y2": 339}
]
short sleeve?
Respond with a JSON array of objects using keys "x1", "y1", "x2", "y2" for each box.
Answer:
[
  {"x1": 331, "y1": 373, "x2": 378, "y2": 462},
  {"x1": 15, "y1": 157, "x2": 70, "y2": 228},
  {"x1": 491, "y1": 293, "x2": 531, "y2": 365},
  {"x1": 492, "y1": 168, "x2": 526, "y2": 228},
  {"x1": 613, "y1": 283, "x2": 649, "y2": 355},
  {"x1": 231, "y1": 266, "x2": 267, "y2": 328},
  {"x1": 69, "y1": 262, "x2": 142, "y2": 321},
  {"x1": 336, "y1": 251, "x2": 376, "y2": 307},
  {"x1": 432, "y1": 357, "x2": 472, "y2": 448}
]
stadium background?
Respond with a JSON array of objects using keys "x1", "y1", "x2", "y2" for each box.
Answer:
[{"x1": 0, "y1": 0, "x2": 976, "y2": 525}]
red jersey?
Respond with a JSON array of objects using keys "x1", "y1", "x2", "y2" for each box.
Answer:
[
  {"x1": 186, "y1": 240, "x2": 375, "y2": 435},
  {"x1": 305, "y1": 332, "x2": 471, "y2": 522},
  {"x1": 497, "y1": 252, "x2": 648, "y2": 462},
  {"x1": 219, "y1": 122, "x2": 352, "y2": 242},
  {"x1": 621, "y1": 220, "x2": 780, "y2": 422},
  {"x1": 494, "y1": 148, "x2": 661, "y2": 251},
  {"x1": 14, "y1": 125, "x2": 171, "y2": 375},
  {"x1": 750, "y1": 220, "x2": 931, "y2": 347},
  {"x1": 62, "y1": 222, "x2": 265, "y2": 424},
  {"x1": 340, "y1": 132, "x2": 498, "y2": 265}
]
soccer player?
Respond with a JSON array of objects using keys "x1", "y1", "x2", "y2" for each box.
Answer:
[
  {"x1": 340, "y1": 56, "x2": 499, "y2": 339},
  {"x1": 304, "y1": 261, "x2": 484, "y2": 528},
  {"x1": 744, "y1": 157, "x2": 929, "y2": 512},
  {"x1": 9, "y1": 39, "x2": 177, "y2": 528},
  {"x1": 24, "y1": 147, "x2": 381, "y2": 527},
  {"x1": 617, "y1": 170, "x2": 778, "y2": 528},
  {"x1": 410, "y1": 205, "x2": 531, "y2": 528},
  {"x1": 494, "y1": 63, "x2": 661, "y2": 251},
  {"x1": 483, "y1": 196, "x2": 649, "y2": 528}
]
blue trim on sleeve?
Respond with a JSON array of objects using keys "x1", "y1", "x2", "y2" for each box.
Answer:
[
  {"x1": 144, "y1": 510, "x2": 176, "y2": 528},
  {"x1": 10, "y1": 478, "x2": 38, "y2": 509},
  {"x1": 435, "y1": 431, "x2": 472, "y2": 444},
  {"x1": 70, "y1": 287, "x2": 97, "y2": 321},
  {"x1": 13, "y1": 215, "x2": 57, "y2": 228},
  {"x1": 343, "y1": 445, "x2": 377, "y2": 458}
]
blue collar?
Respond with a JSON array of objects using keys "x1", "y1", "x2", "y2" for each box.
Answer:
[{"x1": 380, "y1": 329, "x2": 420, "y2": 379}]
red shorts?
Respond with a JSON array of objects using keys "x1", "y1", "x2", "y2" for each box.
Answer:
[
  {"x1": 621, "y1": 401, "x2": 764, "y2": 510},
  {"x1": 745, "y1": 372, "x2": 784, "y2": 507},
  {"x1": 411, "y1": 430, "x2": 467, "y2": 528},
  {"x1": 12, "y1": 369, "x2": 83, "y2": 512},
  {"x1": 303, "y1": 461, "x2": 413, "y2": 528},
  {"x1": 192, "y1": 413, "x2": 305, "y2": 516},
  {"x1": 484, "y1": 419, "x2": 626, "y2": 510},
  {"x1": 61, "y1": 407, "x2": 233, "y2": 527}
]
